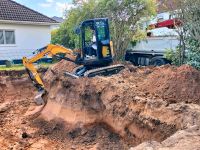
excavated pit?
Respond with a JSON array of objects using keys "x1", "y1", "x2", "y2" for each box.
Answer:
[
  {"x1": 1, "y1": 60, "x2": 200, "y2": 149},
  {"x1": 39, "y1": 74, "x2": 178, "y2": 147}
]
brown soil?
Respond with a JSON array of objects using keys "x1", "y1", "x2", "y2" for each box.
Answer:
[
  {"x1": 0, "y1": 70, "x2": 27, "y2": 77},
  {"x1": 0, "y1": 68, "x2": 47, "y2": 77},
  {"x1": 140, "y1": 65, "x2": 200, "y2": 104},
  {"x1": 1, "y1": 60, "x2": 200, "y2": 150},
  {"x1": 0, "y1": 76, "x2": 36, "y2": 103}
]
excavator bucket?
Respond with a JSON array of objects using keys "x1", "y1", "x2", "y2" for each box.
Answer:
[
  {"x1": 34, "y1": 90, "x2": 46, "y2": 105},
  {"x1": 25, "y1": 68, "x2": 47, "y2": 105}
]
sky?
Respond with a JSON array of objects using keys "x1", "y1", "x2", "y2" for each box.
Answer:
[{"x1": 14, "y1": 0, "x2": 73, "y2": 18}]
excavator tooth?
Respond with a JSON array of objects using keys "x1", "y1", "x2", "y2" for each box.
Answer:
[{"x1": 64, "y1": 72, "x2": 79, "y2": 79}]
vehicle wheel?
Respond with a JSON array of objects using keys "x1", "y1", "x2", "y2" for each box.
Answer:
[{"x1": 150, "y1": 57, "x2": 166, "y2": 66}]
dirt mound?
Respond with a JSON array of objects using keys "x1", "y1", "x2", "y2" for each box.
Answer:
[
  {"x1": 140, "y1": 65, "x2": 200, "y2": 104},
  {"x1": 1, "y1": 61, "x2": 200, "y2": 149},
  {"x1": 43, "y1": 60, "x2": 77, "y2": 88}
]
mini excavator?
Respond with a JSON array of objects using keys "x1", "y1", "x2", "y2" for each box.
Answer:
[{"x1": 23, "y1": 18, "x2": 125, "y2": 104}]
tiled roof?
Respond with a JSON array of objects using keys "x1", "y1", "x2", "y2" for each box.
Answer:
[
  {"x1": 52, "y1": 16, "x2": 64, "y2": 23},
  {"x1": 0, "y1": 0, "x2": 58, "y2": 24}
]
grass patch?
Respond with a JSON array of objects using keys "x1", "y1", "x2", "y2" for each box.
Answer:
[
  {"x1": 0, "y1": 63, "x2": 53, "y2": 71},
  {"x1": 0, "y1": 65, "x2": 24, "y2": 71}
]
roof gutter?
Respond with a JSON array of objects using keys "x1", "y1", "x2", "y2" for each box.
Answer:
[{"x1": 0, "y1": 20, "x2": 60, "y2": 26}]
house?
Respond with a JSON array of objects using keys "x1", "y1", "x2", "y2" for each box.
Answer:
[
  {"x1": 0, "y1": 0, "x2": 59, "y2": 64},
  {"x1": 50, "y1": 16, "x2": 64, "y2": 30}
]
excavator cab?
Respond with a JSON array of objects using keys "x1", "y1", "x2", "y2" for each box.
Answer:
[{"x1": 76, "y1": 18, "x2": 114, "y2": 67}]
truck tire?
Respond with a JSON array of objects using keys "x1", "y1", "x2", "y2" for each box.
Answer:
[{"x1": 150, "y1": 57, "x2": 166, "y2": 66}]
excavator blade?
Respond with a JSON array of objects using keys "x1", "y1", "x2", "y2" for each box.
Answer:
[{"x1": 64, "y1": 72, "x2": 79, "y2": 79}]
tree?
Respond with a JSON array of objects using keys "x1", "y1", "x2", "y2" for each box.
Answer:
[
  {"x1": 186, "y1": 39, "x2": 200, "y2": 69},
  {"x1": 51, "y1": 25, "x2": 76, "y2": 49},
  {"x1": 96, "y1": 0, "x2": 156, "y2": 60},
  {"x1": 52, "y1": 0, "x2": 156, "y2": 60},
  {"x1": 163, "y1": 0, "x2": 200, "y2": 69},
  {"x1": 180, "y1": 0, "x2": 200, "y2": 69},
  {"x1": 158, "y1": 0, "x2": 186, "y2": 65},
  {"x1": 52, "y1": 0, "x2": 98, "y2": 49}
]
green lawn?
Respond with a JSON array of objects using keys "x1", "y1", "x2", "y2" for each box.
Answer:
[
  {"x1": 0, "y1": 64, "x2": 25, "y2": 71},
  {"x1": 0, "y1": 63, "x2": 53, "y2": 71}
]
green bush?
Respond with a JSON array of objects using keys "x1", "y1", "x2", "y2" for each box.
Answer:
[
  {"x1": 164, "y1": 48, "x2": 182, "y2": 66},
  {"x1": 185, "y1": 39, "x2": 200, "y2": 69}
]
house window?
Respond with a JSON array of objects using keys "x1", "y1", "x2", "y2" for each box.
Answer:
[
  {"x1": 0, "y1": 30, "x2": 15, "y2": 45},
  {"x1": 0, "y1": 30, "x2": 4, "y2": 44}
]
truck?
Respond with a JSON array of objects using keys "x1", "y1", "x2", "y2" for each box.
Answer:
[
  {"x1": 125, "y1": 34, "x2": 179, "y2": 66},
  {"x1": 125, "y1": 12, "x2": 181, "y2": 66}
]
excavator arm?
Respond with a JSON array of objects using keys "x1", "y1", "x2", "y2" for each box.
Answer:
[{"x1": 22, "y1": 44, "x2": 78, "y2": 91}]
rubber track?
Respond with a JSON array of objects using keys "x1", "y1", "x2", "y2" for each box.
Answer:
[{"x1": 83, "y1": 64, "x2": 125, "y2": 77}]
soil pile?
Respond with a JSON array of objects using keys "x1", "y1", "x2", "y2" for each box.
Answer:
[
  {"x1": 43, "y1": 60, "x2": 78, "y2": 88},
  {"x1": 140, "y1": 65, "x2": 200, "y2": 104}
]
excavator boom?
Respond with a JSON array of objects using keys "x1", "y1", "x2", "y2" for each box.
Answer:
[{"x1": 22, "y1": 44, "x2": 78, "y2": 92}]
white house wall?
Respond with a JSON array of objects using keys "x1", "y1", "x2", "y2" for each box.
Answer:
[{"x1": 0, "y1": 23, "x2": 51, "y2": 61}]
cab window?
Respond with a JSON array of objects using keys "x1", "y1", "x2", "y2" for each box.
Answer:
[
  {"x1": 96, "y1": 21, "x2": 108, "y2": 41},
  {"x1": 84, "y1": 25, "x2": 94, "y2": 46}
]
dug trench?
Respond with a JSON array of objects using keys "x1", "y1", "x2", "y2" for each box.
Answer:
[{"x1": 1, "y1": 60, "x2": 200, "y2": 149}]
